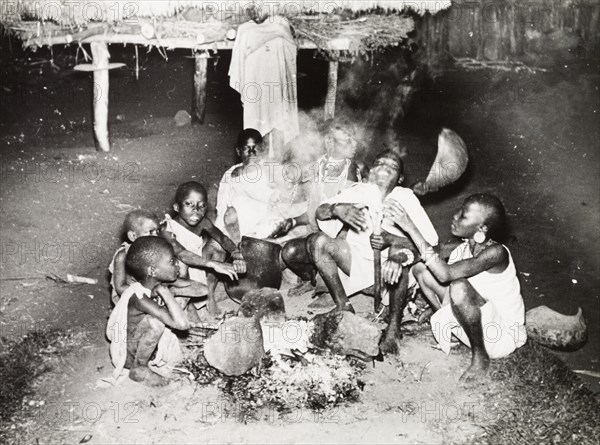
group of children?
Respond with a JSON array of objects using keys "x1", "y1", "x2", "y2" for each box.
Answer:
[
  {"x1": 106, "y1": 181, "x2": 247, "y2": 386},
  {"x1": 106, "y1": 124, "x2": 527, "y2": 386}
]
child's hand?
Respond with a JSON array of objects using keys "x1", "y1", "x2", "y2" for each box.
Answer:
[
  {"x1": 233, "y1": 259, "x2": 247, "y2": 274},
  {"x1": 231, "y1": 250, "x2": 246, "y2": 274},
  {"x1": 382, "y1": 258, "x2": 403, "y2": 285},
  {"x1": 383, "y1": 200, "x2": 414, "y2": 230},
  {"x1": 151, "y1": 284, "x2": 174, "y2": 303},
  {"x1": 208, "y1": 261, "x2": 239, "y2": 280},
  {"x1": 370, "y1": 234, "x2": 385, "y2": 250},
  {"x1": 151, "y1": 284, "x2": 168, "y2": 298}
]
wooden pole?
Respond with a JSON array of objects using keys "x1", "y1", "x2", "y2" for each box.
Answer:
[
  {"x1": 193, "y1": 52, "x2": 209, "y2": 124},
  {"x1": 372, "y1": 211, "x2": 383, "y2": 313},
  {"x1": 324, "y1": 60, "x2": 339, "y2": 121},
  {"x1": 91, "y1": 41, "x2": 110, "y2": 152}
]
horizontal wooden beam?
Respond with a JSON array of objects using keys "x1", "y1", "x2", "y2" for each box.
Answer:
[{"x1": 17, "y1": 31, "x2": 352, "y2": 51}]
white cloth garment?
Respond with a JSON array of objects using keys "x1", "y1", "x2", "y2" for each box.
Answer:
[
  {"x1": 105, "y1": 282, "x2": 182, "y2": 382},
  {"x1": 229, "y1": 16, "x2": 299, "y2": 144},
  {"x1": 430, "y1": 242, "x2": 527, "y2": 358},
  {"x1": 215, "y1": 163, "x2": 243, "y2": 233},
  {"x1": 221, "y1": 162, "x2": 282, "y2": 238},
  {"x1": 163, "y1": 214, "x2": 207, "y2": 286}
]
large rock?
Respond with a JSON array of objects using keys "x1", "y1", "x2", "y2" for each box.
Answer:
[
  {"x1": 311, "y1": 311, "x2": 382, "y2": 359},
  {"x1": 238, "y1": 288, "x2": 286, "y2": 323},
  {"x1": 203, "y1": 316, "x2": 264, "y2": 376}
]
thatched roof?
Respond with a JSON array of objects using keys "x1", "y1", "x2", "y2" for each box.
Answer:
[
  {"x1": 2, "y1": 1, "x2": 449, "y2": 25},
  {"x1": 1, "y1": 1, "x2": 450, "y2": 53}
]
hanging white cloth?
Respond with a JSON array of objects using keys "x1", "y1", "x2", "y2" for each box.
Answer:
[{"x1": 229, "y1": 16, "x2": 299, "y2": 144}]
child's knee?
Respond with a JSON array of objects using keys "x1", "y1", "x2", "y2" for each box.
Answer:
[
  {"x1": 223, "y1": 207, "x2": 239, "y2": 226},
  {"x1": 412, "y1": 262, "x2": 427, "y2": 280},
  {"x1": 136, "y1": 315, "x2": 166, "y2": 339},
  {"x1": 449, "y1": 278, "x2": 470, "y2": 303}
]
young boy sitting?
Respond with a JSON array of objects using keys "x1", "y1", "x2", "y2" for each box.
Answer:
[
  {"x1": 164, "y1": 181, "x2": 246, "y2": 317},
  {"x1": 106, "y1": 237, "x2": 202, "y2": 386},
  {"x1": 109, "y1": 210, "x2": 160, "y2": 305}
]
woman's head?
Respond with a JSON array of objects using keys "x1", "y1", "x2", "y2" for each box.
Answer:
[
  {"x1": 172, "y1": 181, "x2": 208, "y2": 227},
  {"x1": 451, "y1": 193, "x2": 507, "y2": 242},
  {"x1": 236, "y1": 128, "x2": 265, "y2": 164},
  {"x1": 323, "y1": 118, "x2": 359, "y2": 160}
]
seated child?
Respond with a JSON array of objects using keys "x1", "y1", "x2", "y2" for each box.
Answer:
[
  {"x1": 109, "y1": 210, "x2": 210, "y2": 307},
  {"x1": 384, "y1": 193, "x2": 527, "y2": 380},
  {"x1": 163, "y1": 181, "x2": 246, "y2": 316},
  {"x1": 106, "y1": 237, "x2": 198, "y2": 386},
  {"x1": 109, "y1": 210, "x2": 160, "y2": 305}
]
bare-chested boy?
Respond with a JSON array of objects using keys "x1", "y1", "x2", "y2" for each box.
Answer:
[{"x1": 107, "y1": 237, "x2": 206, "y2": 386}]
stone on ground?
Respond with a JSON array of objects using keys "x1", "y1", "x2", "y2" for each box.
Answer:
[
  {"x1": 173, "y1": 110, "x2": 191, "y2": 127},
  {"x1": 311, "y1": 311, "x2": 382, "y2": 359},
  {"x1": 203, "y1": 316, "x2": 264, "y2": 376}
]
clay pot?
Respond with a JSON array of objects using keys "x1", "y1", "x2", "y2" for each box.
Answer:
[
  {"x1": 225, "y1": 236, "x2": 282, "y2": 302},
  {"x1": 526, "y1": 305, "x2": 587, "y2": 351}
]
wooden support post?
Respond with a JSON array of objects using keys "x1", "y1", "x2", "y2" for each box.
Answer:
[
  {"x1": 324, "y1": 60, "x2": 339, "y2": 121},
  {"x1": 193, "y1": 52, "x2": 209, "y2": 124},
  {"x1": 90, "y1": 41, "x2": 111, "y2": 152}
]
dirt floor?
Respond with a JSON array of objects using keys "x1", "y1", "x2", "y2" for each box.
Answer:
[{"x1": 1, "y1": 44, "x2": 599, "y2": 444}]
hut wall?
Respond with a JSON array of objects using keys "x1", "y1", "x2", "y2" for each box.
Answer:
[{"x1": 416, "y1": 0, "x2": 600, "y2": 62}]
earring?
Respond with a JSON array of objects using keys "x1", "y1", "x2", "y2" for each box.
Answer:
[{"x1": 473, "y1": 230, "x2": 486, "y2": 244}]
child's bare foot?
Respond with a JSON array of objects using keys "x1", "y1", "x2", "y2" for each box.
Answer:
[
  {"x1": 459, "y1": 356, "x2": 490, "y2": 382},
  {"x1": 206, "y1": 299, "x2": 223, "y2": 317},
  {"x1": 380, "y1": 326, "x2": 403, "y2": 354},
  {"x1": 129, "y1": 366, "x2": 169, "y2": 387}
]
